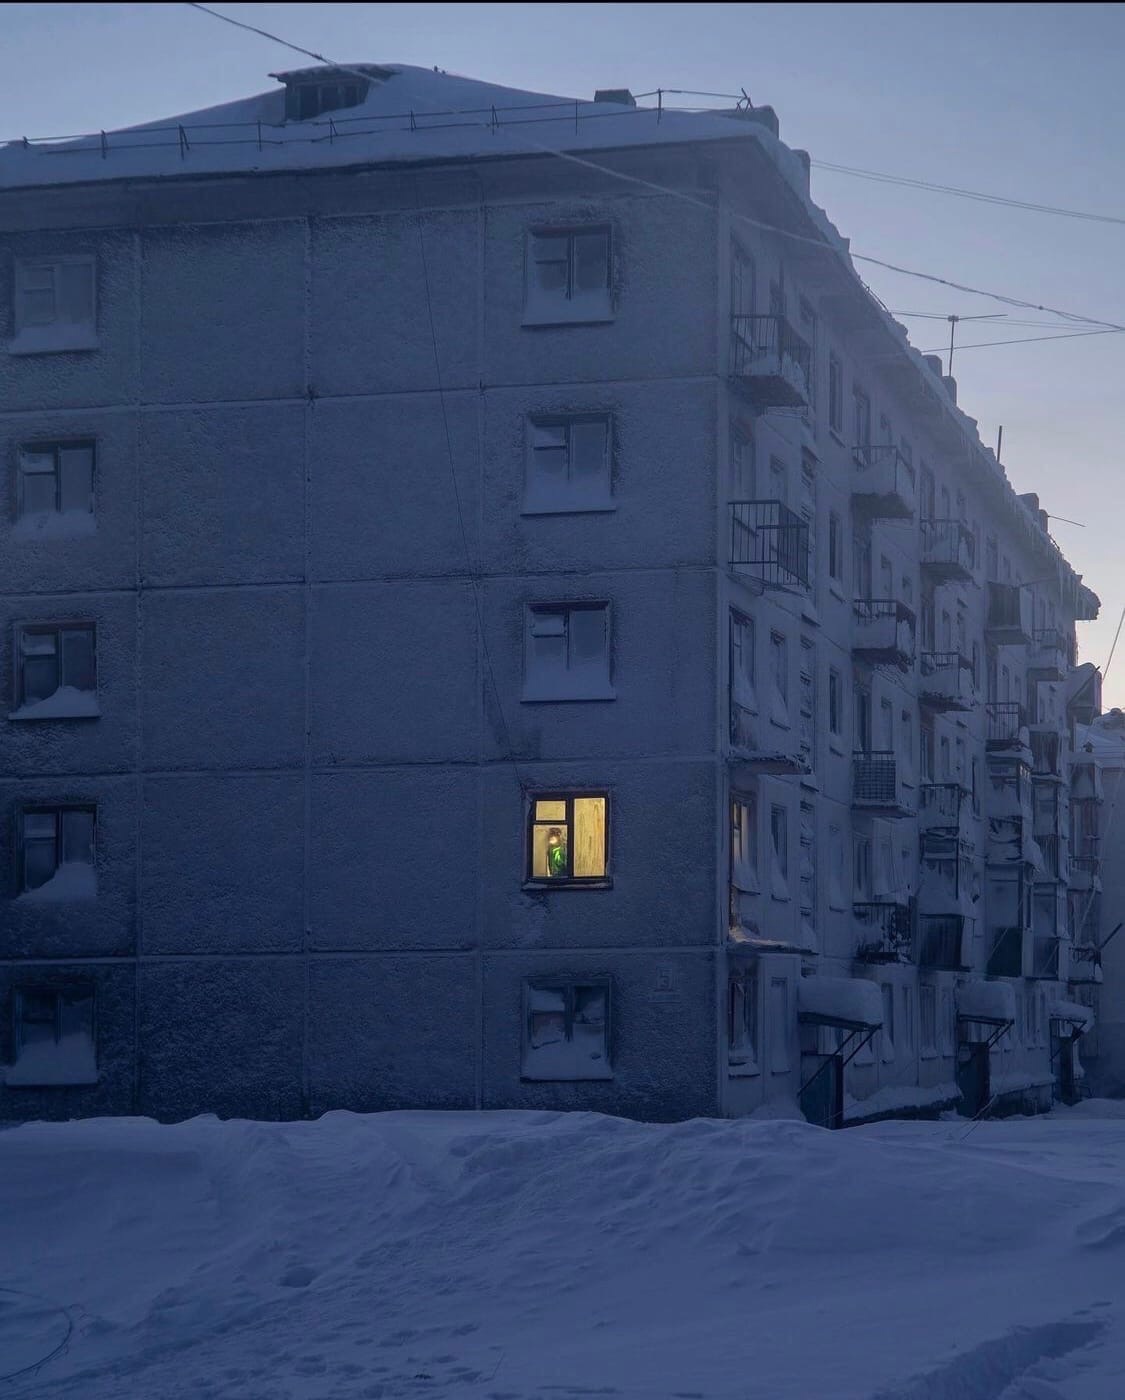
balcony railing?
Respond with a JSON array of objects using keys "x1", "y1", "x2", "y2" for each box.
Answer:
[
  {"x1": 918, "y1": 915, "x2": 967, "y2": 970},
  {"x1": 919, "y1": 782, "x2": 967, "y2": 827},
  {"x1": 729, "y1": 702, "x2": 810, "y2": 776},
  {"x1": 919, "y1": 652, "x2": 974, "y2": 711},
  {"x1": 729, "y1": 500, "x2": 810, "y2": 589},
  {"x1": 1070, "y1": 851, "x2": 1103, "y2": 887},
  {"x1": 987, "y1": 926, "x2": 1025, "y2": 978},
  {"x1": 854, "y1": 901, "x2": 913, "y2": 962},
  {"x1": 852, "y1": 599, "x2": 916, "y2": 670},
  {"x1": 986, "y1": 701, "x2": 1025, "y2": 748},
  {"x1": 921, "y1": 518, "x2": 975, "y2": 581},
  {"x1": 1038, "y1": 833, "x2": 1062, "y2": 879},
  {"x1": 1029, "y1": 628, "x2": 1067, "y2": 681},
  {"x1": 851, "y1": 445, "x2": 916, "y2": 521},
  {"x1": 729, "y1": 314, "x2": 811, "y2": 409},
  {"x1": 853, "y1": 752, "x2": 911, "y2": 814},
  {"x1": 985, "y1": 582, "x2": 1032, "y2": 645},
  {"x1": 1030, "y1": 935, "x2": 1061, "y2": 980}
]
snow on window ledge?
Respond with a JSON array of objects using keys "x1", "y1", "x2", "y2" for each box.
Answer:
[
  {"x1": 521, "y1": 682, "x2": 617, "y2": 703},
  {"x1": 18, "y1": 862, "x2": 97, "y2": 903},
  {"x1": 4, "y1": 1036, "x2": 98, "y2": 1087},
  {"x1": 9, "y1": 686, "x2": 100, "y2": 721},
  {"x1": 8, "y1": 326, "x2": 99, "y2": 356},
  {"x1": 12, "y1": 510, "x2": 97, "y2": 542},
  {"x1": 727, "y1": 1058, "x2": 760, "y2": 1079},
  {"x1": 522, "y1": 293, "x2": 614, "y2": 329},
  {"x1": 521, "y1": 497, "x2": 616, "y2": 517}
]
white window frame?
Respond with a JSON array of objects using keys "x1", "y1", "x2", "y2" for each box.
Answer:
[
  {"x1": 18, "y1": 804, "x2": 97, "y2": 900},
  {"x1": 524, "y1": 414, "x2": 613, "y2": 515},
  {"x1": 727, "y1": 966, "x2": 759, "y2": 1074},
  {"x1": 731, "y1": 794, "x2": 760, "y2": 894},
  {"x1": 522, "y1": 602, "x2": 614, "y2": 702},
  {"x1": 522, "y1": 977, "x2": 612, "y2": 1081},
  {"x1": 16, "y1": 439, "x2": 96, "y2": 522},
  {"x1": 11, "y1": 620, "x2": 99, "y2": 720},
  {"x1": 770, "y1": 803, "x2": 789, "y2": 901},
  {"x1": 11, "y1": 255, "x2": 98, "y2": 355},
  {"x1": 524, "y1": 227, "x2": 613, "y2": 327}
]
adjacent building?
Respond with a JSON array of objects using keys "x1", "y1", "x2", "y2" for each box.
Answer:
[{"x1": 0, "y1": 64, "x2": 1102, "y2": 1124}]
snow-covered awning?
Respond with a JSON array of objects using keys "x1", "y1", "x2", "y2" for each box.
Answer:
[
  {"x1": 957, "y1": 981, "x2": 1016, "y2": 1026},
  {"x1": 798, "y1": 976, "x2": 883, "y2": 1032},
  {"x1": 1049, "y1": 1000, "x2": 1094, "y2": 1034}
]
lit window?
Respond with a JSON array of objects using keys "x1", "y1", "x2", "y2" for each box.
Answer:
[
  {"x1": 7, "y1": 985, "x2": 97, "y2": 1087},
  {"x1": 527, "y1": 794, "x2": 608, "y2": 884},
  {"x1": 523, "y1": 979, "x2": 611, "y2": 1080},
  {"x1": 525, "y1": 228, "x2": 612, "y2": 325},
  {"x1": 12, "y1": 257, "x2": 97, "y2": 353},
  {"x1": 523, "y1": 603, "x2": 613, "y2": 701},
  {"x1": 16, "y1": 441, "x2": 95, "y2": 522},
  {"x1": 728, "y1": 968, "x2": 759, "y2": 1071},
  {"x1": 19, "y1": 806, "x2": 96, "y2": 901},
  {"x1": 12, "y1": 622, "x2": 98, "y2": 719},
  {"x1": 525, "y1": 416, "x2": 611, "y2": 512}
]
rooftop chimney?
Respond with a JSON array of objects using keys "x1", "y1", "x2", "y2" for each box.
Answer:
[
  {"x1": 923, "y1": 355, "x2": 944, "y2": 378},
  {"x1": 594, "y1": 89, "x2": 636, "y2": 108}
]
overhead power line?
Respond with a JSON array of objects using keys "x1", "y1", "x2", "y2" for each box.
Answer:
[{"x1": 181, "y1": 4, "x2": 1125, "y2": 339}]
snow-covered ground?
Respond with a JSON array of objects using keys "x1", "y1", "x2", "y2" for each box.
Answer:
[{"x1": 4, "y1": 1105, "x2": 1125, "y2": 1399}]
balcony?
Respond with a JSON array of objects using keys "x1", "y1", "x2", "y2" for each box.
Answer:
[
  {"x1": 854, "y1": 901, "x2": 913, "y2": 963},
  {"x1": 1029, "y1": 935, "x2": 1061, "y2": 980},
  {"x1": 918, "y1": 915, "x2": 968, "y2": 971},
  {"x1": 1069, "y1": 942, "x2": 1102, "y2": 984},
  {"x1": 853, "y1": 752, "x2": 913, "y2": 815},
  {"x1": 729, "y1": 500, "x2": 810, "y2": 589},
  {"x1": 851, "y1": 445, "x2": 916, "y2": 521},
  {"x1": 1028, "y1": 628, "x2": 1067, "y2": 682},
  {"x1": 729, "y1": 314, "x2": 811, "y2": 409},
  {"x1": 1070, "y1": 841, "x2": 1102, "y2": 891},
  {"x1": 919, "y1": 652, "x2": 974, "y2": 712},
  {"x1": 987, "y1": 926, "x2": 1026, "y2": 978},
  {"x1": 921, "y1": 518, "x2": 975, "y2": 583},
  {"x1": 1029, "y1": 726, "x2": 1064, "y2": 779},
  {"x1": 729, "y1": 703, "x2": 810, "y2": 777},
  {"x1": 919, "y1": 781, "x2": 967, "y2": 829},
  {"x1": 985, "y1": 583, "x2": 1033, "y2": 646},
  {"x1": 1038, "y1": 833, "x2": 1063, "y2": 880},
  {"x1": 986, "y1": 701, "x2": 1026, "y2": 750},
  {"x1": 852, "y1": 599, "x2": 916, "y2": 671},
  {"x1": 1072, "y1": 758, "x2": 1104, "y2": 803},
  {"x1": 919, "y1": 830, "x2": 974, "y2": 913}
]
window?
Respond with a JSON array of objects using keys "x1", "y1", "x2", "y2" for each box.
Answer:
[
  {"x1": 852, "y1": 386, "x2": 872, "y2": 462},
  {"x1": 731, "y1": 796, "x2": 759, "y2": 892},
  {"x1": 770, "y1": 631, "x2": 788, "y2": 722},
  {"x1": 769, "y1": 977, "x2": 791, "y2": 1072},
  {"x1": 986, "y1": 534, "x2": 999, "y2": 581},
  {"x1": 525, "y1": 227, "x2": 612, "y2": 324},
  {"x1": 828, "y1": 353, "x2": 844, "y2": 434},
  {"x1": 18, "y1": 805, "x2": 96, "y2": 901},
  {"x1": 16, "y1": 441, "x2": 95, "y2": 523},
  {"x1": 878, "y1": 697, "x2": 894, "y2": 752},
  {"x1": 730, "y1": 425, "x2": 755, "y2": 499},
  {"x1": 523, "y1": 979, "x2": 611, "y2": 1080},
  {"x1": 7, "y1": 985, "x2": 97, "y2": 1087},
  {"x1": 828, "y1": 668, "x2": 843, "y2": 742},
  {"x1": 799, "y1": 298, "x2": 818, "y2": 414},
  {"x1": 799, "y1": 801, "x2": 817, "y2": 943},
  {"x1": 941, "y1": 987, "x2": 955, "y2": 1056},
  {"x1": 728, "y1": 968, "x2": 759, "y2": 1071},
  {"x1": 730, "y1": 610, "x2": 756, "y2": 711},
  {"x1": 971, "y1": 758, "x2": 980, "y2": 815},
  {"x1": 525, "y1": 416, "x2": 611, "y2": 513},
  {"x1": 526, "y1": 794, "x2": 608, "y2": 884},
  {"x1": 524, "y1": 603, "x2": 613, "y2": 701},
  {"x1": 799, "y1": 641, "x2": 816, "y2": 769},
  {"x1": 287, "y1": 78, "x2": 369, "y2": 122},
  {"x1": 769, "y1": 456, "x2": 788, "y2": 505},
  {"x1": 826, "y1": 824, "x2": 846, "y2": 909},
  {"x1": 920, "y1": 986, "x2": 937, "y2": 1058},
  {"x1": 901, "y1": 985, "x2": 915, "y2": 1056},
  {"x1": 828, "y1": 512, "x2": 842, "y2": 583},
  {"x1": 731, "y1": 242, "x2": 755, "y2": 317},
  {"x1": 900, "y1": 709, "x2": 914, "y2": 780},
  {"x1": 770, "y1": 804, "x2": 789, "y2": 899},
  {"x1": 854, "y1": 683, "x2": 872, "y2": 750},
  {"x1": 12, "y1": 622, "x2": 98, "y2": 719},
  {"x1": 11, "y1": 256, "x2": 97, "y2": 354},
  {"x1": 880, "y1": 983, "x2": 896, "y2": 1061},
  {"x1": 853, "y1": 832, "x2": 871, "y2": 897}
]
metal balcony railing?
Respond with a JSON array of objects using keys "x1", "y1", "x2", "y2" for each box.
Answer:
[
  {"x1": 729, "y1": 500, "x2": 810, "y2": 588},
  {"x1": 853, "y1": 751, "x2": 901, "y2": 807},
  {"x1": 918, "y1": 915, "x2": 967, "y2": 970},
  {"x1": 986, "y1": 702, "x2": 1025, "y2": 746},
  {"x1": 1038, "y1": 834, "x2": 1062, "y2": 879},
  {"x1": 851, "y1": 445, "x2": 916, "y2": 521},
  {"x1": 1029, "y1": 628, "x2": 1067, "y2": 680},
  {"x1": 1071, "y1": 854, "x2": 1102, "y2": 881},
  {"x1": 919, "y1": 651, "x2": 974, "y2": 711},
  {"x1": 852, "y1": 599, "x2": 916, "y2": 669},
  {"x1": 854, "y1": 901, "x2": 913, "y2": 962},
  {"x1": 919, "y1": 782, "x2": 966, "y2": 825},
  {"x1": 1029, "y1": 727, "x2": 1062, "y2": 777},
  {"x1": 920, "y1": 518, "x2": 975, "y2": 579},
  {"x1": 987, "y1": 926, "x2": 1025, "y2": 978},
  {"x1": 729, "y1": 314, "x2": 811, "y2": 409},
  {"x1": 985, "y1": 582, "x2": 1032, "y2": 644}
]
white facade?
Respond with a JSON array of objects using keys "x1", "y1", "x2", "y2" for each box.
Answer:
[{"x1": 0, "y1": 65, "x2": 1101, "y2": 1123}]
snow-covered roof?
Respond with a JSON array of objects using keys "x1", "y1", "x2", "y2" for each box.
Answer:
[
  {"x1": 1077, "y1": 712, "x2": 1125, "y2": 765},
  {"x1": 957, "y1": 981, "x2": 1016, "y2": 1025},
  {"x1": 1049, "y1": 1000, "x2": 1094, "y2": 1033},
  {"x1": 798, "y1": 976, "x2": 883, "y2": 1031}
]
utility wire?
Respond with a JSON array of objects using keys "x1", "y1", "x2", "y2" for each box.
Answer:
[{"x1": 181, "y1": 4, "x2": 1125, "y2": 337}]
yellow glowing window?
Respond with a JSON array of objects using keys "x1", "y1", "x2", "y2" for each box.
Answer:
[{"x1": 527, "y1": 793, "x2": 608, "y2": 883}]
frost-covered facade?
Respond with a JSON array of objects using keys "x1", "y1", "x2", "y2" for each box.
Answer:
[{"x1": 0, "y1": 64, "x2": 1101, "y2": 1124}]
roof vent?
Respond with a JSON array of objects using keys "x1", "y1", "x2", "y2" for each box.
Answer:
[
  {"x1": 594, "y1": 88, "x2": 636, "y2": 108},
  {"x1": 271, "y1": 65, "x2": 393, "y2": 122}
]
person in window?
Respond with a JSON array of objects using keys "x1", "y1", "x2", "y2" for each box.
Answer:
[{"x1": 546, "y1": 827, "x2": 568, "y2": 878}]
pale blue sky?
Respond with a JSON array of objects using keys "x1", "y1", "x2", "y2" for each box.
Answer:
[{"x1": 6, "y1": 3, "x2": 1124, "y2": 698}]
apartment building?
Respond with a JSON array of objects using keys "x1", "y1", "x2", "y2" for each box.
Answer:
[{"x1": 0, "y1": 64, "x2": 1101, "y2": 1124}]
